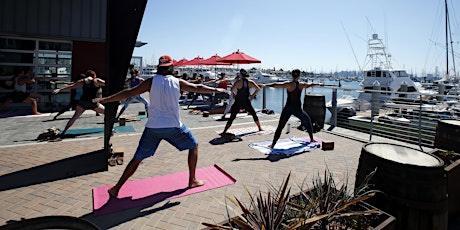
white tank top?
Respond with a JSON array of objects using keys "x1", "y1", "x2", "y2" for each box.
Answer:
[
  {"x1": 14, "y1": 77, "x2": 27, "y2": 92},
  {"x1": 145, "y1": 74, "x2": 182, "y2": 128}
]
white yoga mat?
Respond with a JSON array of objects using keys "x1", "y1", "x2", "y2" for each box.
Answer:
[
  {"x1": 249, "y1": 136, "x2": 321, "y2": 155},
  {"x1": 216, "y1": 125, "x2": 276, "y2": 137}
]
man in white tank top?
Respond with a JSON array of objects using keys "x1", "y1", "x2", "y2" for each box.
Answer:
[{"x1": 93, "y1": 55, "x2": 227, "y2": 198}]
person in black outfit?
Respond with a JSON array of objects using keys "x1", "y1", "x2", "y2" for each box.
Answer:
[
  {"x1": 51, "y1": 73, "x2": 87, "y2": 120},
  {"x1": 52, "y1": 70, "x2": 105, "y2": 137},
  {"x1": 263, "y1": 69, "x2": 323, "y2": 148},
  {"x1": 221, "y1": 69, "x2": 262, "y2": 135}
]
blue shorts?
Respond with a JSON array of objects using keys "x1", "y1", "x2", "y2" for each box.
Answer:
[{"x1": 134, "y1": 124, "x2": 198, "y2": 160}]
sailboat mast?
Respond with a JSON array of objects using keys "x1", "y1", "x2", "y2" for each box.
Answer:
[{"x1": 445, "y1": 0, "x2": 449, "y2": 77}]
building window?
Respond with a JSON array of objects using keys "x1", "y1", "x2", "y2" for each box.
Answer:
[{"x1": 0, "y1": 36, "x2": 72, "y2": 112}]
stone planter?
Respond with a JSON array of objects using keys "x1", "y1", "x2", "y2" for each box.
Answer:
[{"x1": 429, "y1": 148, "x2": 460, "y2": 220}]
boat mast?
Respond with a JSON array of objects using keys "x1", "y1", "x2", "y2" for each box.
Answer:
[
  {"x1": 445, "y1": 0, "x2": 449, "y2": 78},
  {"x1": 445, "y1": 0, "x2": 457, "y2": 80}
]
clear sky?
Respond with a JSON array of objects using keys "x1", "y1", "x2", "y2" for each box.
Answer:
[{"x1": 133, "y1": 0, "x2": 460, "y2": 76}]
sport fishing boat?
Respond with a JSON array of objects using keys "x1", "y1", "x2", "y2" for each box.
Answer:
[
  {"x1": 357, "y1": 33, "x2": 420, "y2": 102},
  {"x1": 327, "y1": 33, "x2": 421, "y2": 114}
]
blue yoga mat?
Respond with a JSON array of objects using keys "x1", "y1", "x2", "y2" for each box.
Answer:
[{"x1": 65, "y1": 126, "x2": 135, "y2": 135}]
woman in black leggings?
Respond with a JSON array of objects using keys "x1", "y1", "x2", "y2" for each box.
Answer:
[
  {"x1": 52, "y1": 70, "x2": 105, "y2": 137},
  {"x1": 221, "y1": 69, "x2": 262, "y2": 134},
  {"x1": 263, "y1": 69, "x2": 322, "y2": 148}
]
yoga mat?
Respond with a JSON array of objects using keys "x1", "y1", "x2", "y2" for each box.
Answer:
[
  {"x1": 216, "y1": 125, "x2": 276, "y2": 137},
  {"x1": 249, "y1": 136, "x2": 322, "y2": 155},
  {"x1": 0, "y1": 112, "x2": 53, "y2": 118},
  {"x1": 92, "y1": 164, "x2": 236, "y2": 216},
  {"x1": 212, "y1": 113, "x2": 248, "y2": 120},
  {"x1": 120, "y1": 114, "x2": 147, "y2": 121},
  {"x1": 113, "y1": 126, "x2": 136, "y2": 133},
  {"x1": 65, "y1": 126, "x2": 135, "y2": 135},
  {"x1": 18, "y1": 113, "x2": 53, "y2": 118}
]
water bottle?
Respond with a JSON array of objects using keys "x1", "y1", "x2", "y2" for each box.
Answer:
[{"x1": 286, "y1": 123, "x2": 291, "y2": 134}]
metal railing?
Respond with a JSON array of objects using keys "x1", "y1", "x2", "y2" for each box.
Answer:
[{"x1": 326, "y1": 86, "x2": 460, "y2": 150}]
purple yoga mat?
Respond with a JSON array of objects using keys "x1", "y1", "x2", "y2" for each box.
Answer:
[{"x1": 92, "y1": 164, "x2": 236, "y2": 216}]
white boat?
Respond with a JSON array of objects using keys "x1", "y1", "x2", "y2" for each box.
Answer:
[
  {"x1": 252, "y1": 71, "x2": 282, "y2": 84},
  {"x1": 141, "y1": 67, "x2": 157, "y2": 79},
  {"x1": 357, "y1": 34, "x2": 420, "y2": 103},
  {"x1": 326, "y1": 94, "x2": 370, "y2": 112},
  {"x1": 327, "y1": 33, "x2": 420, "y2": 113}
]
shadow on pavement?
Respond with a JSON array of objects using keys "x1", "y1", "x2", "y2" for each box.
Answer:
[
  {"x1": 209, "y1": 137, "x2": 243, "y2": 145},
  {"x1": 232, "y1": 152, "x2": 303, "y2": 162},
  {"x1": 0, "y1": 149, "x2": 107, "y2": 191},
  {"x1": 81, "y1": 201, "x2": 180, "y2": 229},
  {"x1": 2, "y1": 216, "x2": 100, "y2": 230}
]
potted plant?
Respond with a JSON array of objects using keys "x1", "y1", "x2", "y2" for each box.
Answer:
[
  {"x1": 428, "y1": 148, "x2": 460, "y2": 219},
  {"x1": 202, "y1": 169, "x2": 395, "y2": 229}
]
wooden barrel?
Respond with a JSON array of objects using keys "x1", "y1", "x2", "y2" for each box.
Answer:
[
  {"x1": 435, "y1": 120, "x2": 460, "y2": 153},
  {"x1": 355, "y1": 142, "x2": 448, "y2": 230},
  {"x1": 303, "y1": 94, "x2": 326, "y2": 132}
]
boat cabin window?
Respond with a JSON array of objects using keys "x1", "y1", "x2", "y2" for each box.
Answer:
[
  {"x1": 366, "y1": 71, "x2": 382, "y2": 77},
  {"x1": 392, "y1": 71, "x2": 408, "y2": 78}
]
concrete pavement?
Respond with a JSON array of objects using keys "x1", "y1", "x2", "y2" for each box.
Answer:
[{"x1": 1, "y1": 100, "x2": 452, "y2": 229}]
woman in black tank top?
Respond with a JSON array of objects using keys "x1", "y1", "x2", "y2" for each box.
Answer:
[
  {"x1": 52, "y1": 70, "x2": 105, "y2": 138},
  {"x1": 263, "y1": 69, "x2": 323, "y2": 148},
  {"x1": 221, "y1": 69, "x2": 263, "y2": 135}
]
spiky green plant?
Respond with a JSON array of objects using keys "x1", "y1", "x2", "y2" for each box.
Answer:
[
  {"x1": 203, "y1": 173, "x2": 293, "y2": 230},
  {"x1": 287, "y1": 167, "x2": 380, "y2": 229},
  {"x1": 202, "y1": 168, "x2": 382, "y2": 230}
]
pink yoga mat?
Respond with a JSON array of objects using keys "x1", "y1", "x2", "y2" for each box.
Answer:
[{"x1": 92, "y1": 164, "x2": 236, "y2": 216}]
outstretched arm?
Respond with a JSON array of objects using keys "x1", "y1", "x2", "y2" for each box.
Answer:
[
  {"x1": 95, "y1": 78, "x2": 105, "y2": 87},
  {"x1": 299, "y1": 82, "x2": 323, "y2": 89},
  {"x1": 263, "y1": 81, "x2": 291, "y2": 88},
  {"x1": 93, "y1": 78, "x2": 152, "y2": 104},
  {"x1": 179, "y1": 79, "x2": 227, "y2": 94},
  {"x1": 52, "y1": 80, "x2": 84, "y2": 94}
]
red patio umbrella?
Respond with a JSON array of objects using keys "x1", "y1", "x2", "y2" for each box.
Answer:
[
  {"x1": 217, "y1": 49, "x2": 261, "y2": 64},
  {"x1": 174, "y1": 58, "x2": 188, "y2": 66},
  {"x1": 182, "y1": 56, "x2": 204, "y2": 66},
  {"x1": 200, "y1": 54, "x2": 232, "y2": 66}
]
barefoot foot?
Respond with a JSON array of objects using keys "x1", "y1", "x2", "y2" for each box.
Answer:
[
  {"x1": 188, "y1": 179, "x2": 205, "y2": 189},
  {"x1": 108, "y1": 187, "x2": 119, "y2": 198}
]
